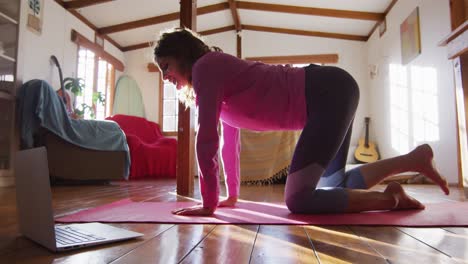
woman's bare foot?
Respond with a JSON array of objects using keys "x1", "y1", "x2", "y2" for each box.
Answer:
[
  {"x1": 384, "y1": 182, "x2": 425, "y2": 210},
  {"x1": 218, "y1": 196, "x2": 238, "y2": 207},
  {"x1": 408, "y1": 144, "x2": 450, "y2": 195}
]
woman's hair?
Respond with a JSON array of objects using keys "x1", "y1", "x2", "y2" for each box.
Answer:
[
  {"x1": 153, "y1": 27, "x2": 221, "y2": 81},
  {"x1": 153, "y1": 27, "x2": 222, "y2": 107}
]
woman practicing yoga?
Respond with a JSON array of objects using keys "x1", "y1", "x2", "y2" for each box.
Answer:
[{"x1": 153, "y1": 28, "x2": 449, "y2": 216}]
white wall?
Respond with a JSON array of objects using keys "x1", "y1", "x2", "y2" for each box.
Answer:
[
  {"x1": 18, "y1": 1, "x2": 124, "y2": 90},
  {"x1": 123, "y1": 48, "x2": 160, "y2": 122},
  {"x1": 366, "y1": 0, "x2": 458, "y2": 183}
]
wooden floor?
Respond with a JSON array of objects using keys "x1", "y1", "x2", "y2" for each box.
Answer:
[{"x1": 1, "y1": 179, "x2": 467, "y2": 264}]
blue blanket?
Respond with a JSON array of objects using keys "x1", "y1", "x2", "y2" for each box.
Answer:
[{"x1": 16, "y1": 79, "x2": 130, "y2": 179}]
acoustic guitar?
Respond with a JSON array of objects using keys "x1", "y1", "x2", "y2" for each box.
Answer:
[{"x1": 354, "y1": 117, "x2": 379, "y2": 163}]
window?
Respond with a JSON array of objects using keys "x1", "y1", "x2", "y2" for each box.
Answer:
[
  {"x1": 161, "y1": 80, "x2": 198, "y2": 135},
  {"x1": 292, "y1": 63, "x2": 310, "y2": 68},
  {"x1": 411, "y1": 66, "x2": 439, "y2": 143},
  {"x1": 390, "y1": 64, "x2": 410, "y2": 154},
  {"x1": 0, "y1": 75, "x2": 14, "y2": 82},
  {"x1": 389, "y1": 63, "x2": 440, "y2": 154},
  {"x1": 162, "y1": 81, "x2": 178, "y2": 133},
  {"x1": 76, "y1": 46, "x2": 115, "y2": 120}
]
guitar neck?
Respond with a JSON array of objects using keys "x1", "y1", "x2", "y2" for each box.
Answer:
[{"x1": 365, "y1": 118, "x2": 370, "y2": 148}]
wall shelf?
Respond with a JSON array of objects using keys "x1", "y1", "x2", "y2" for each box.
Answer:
[
  {"x1": 0, "y1": 53, "x2": 15, "y2": 63},
  {"x1": 0, "y1": 10, "x2": 18, "y2": 25},
  {"x1": 0, "y1": 1, "x2": 20, "y2": 187},
  {"x1": 440, "y1": 20, "x2": 468, "y2": 59},
  {"x1": 0, "y1": 90, "x2": 14, "y2": 100}
]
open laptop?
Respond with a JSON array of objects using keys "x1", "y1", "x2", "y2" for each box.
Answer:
[{"x1": 14, "y1": 147, "x2": 143, "y2": 252}]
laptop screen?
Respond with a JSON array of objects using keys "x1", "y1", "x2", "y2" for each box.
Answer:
[{"x1": 15, "y1": 147, "x2": 56, "y2": 249}]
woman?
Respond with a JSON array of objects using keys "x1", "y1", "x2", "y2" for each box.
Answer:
[{"x1": 153, "y1": 28, "x2": 449, "y2": 216}]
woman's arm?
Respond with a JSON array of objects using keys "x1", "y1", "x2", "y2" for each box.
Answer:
[
  {"x1": 173, "y1": 64, "x2": 224, "y2": 215},
  {"x1": 219, "y1": 121, "x2": 240, "y2": 207}
]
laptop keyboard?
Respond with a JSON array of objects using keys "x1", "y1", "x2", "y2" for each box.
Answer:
[{"x1": 55, "y1": 225, "x2": 105, "y2": 245}]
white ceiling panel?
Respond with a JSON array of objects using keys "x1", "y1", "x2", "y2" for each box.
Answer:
[
  {"x1": 198, "y1": 10, "x2": 234, "y2": 32},
  {"x1": 75, "y1": 0, "x2": 180, "y2": 28}
]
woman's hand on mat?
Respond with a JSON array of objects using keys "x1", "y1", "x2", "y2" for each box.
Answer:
[
  {"x1": 218, "y1": 196, "x2": 238, "y2": 207},
  {"x1": 172, "y1": 205, "x2": 215, "y2": 216}
]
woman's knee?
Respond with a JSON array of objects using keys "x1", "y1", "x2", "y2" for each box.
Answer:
[
  {"x1": 285, "y1": 190, "x2": 322, "y2": 214},
  {"x1": 285, "y1": 192, "x2": 309, "y2": 214},
  {"x1": 285, "y1": 188, "x2": 349, "y2": 214}
]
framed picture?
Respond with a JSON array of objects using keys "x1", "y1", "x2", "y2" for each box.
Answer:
[
  {"x1": 400, "y1": 7, "x2": 421, "y2": 65},
  {"x1": 27, "y1": 0, "x2": 44, "y2": 34},
  {"x1": 379, "y1": 18, "x2": 387, "y2": 37}
]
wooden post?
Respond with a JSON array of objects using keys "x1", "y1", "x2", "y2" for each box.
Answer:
[
  {"x1": 177, "y1": 0, "x2": 196, "y2": 196},
  {"x1": 236, "y1": 33, "x2": 242, "y2": 59}
]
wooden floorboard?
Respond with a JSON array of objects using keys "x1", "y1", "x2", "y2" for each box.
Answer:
[
  {"x1": 397, "y1": 227, "x2": 468, "y2": 263},
  {"x1": 112, "y1": 224, "x2": 216, "y2": 264},
  {"x1": 250, "y1": 225, "x2": 319, "y2": 263},
  {"x1": 179, "y1": 225, "x2": 258, "y2": 264},
  {"x1": 0, "y1": 179, "x2": 467, "y2": 263},
  {"x1": 349, "y1": 226, "x2": 460, "y2": 263},
  {"x1": 304, "y1": 225, "x2": 387, "y2": 263}
]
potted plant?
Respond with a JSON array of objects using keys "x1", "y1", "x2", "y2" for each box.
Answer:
[{"x1": 63, "y1": 77, "x2": 105, "y2": 119}]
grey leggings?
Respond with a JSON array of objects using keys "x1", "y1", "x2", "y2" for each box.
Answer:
[{"x1": 285, "y1": 65, "x2": 364, "y2": 214}]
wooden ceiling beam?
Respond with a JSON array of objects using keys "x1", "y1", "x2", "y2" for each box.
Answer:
[
  {"x1": 121, "y1": 25, "x2": 236, "y2": 52},
  {"x1": 121, "y1": 42, "x2": 154, "y2": 52},
  {"x1": 236, "y1": 1, "x2": 384, "y2": 21},
  {"x1": 228, "y1": 0, "x2": 242, "y2": 32},
  {"x1": 56, "y1": 0, "x2": 398, "y2": 51},
  {"x1": 199, "y1": 25, "x2": 236, "y2": 35},
  {"x1": 198, "y1": 2, "x2": 229, "y2": 15},
  {"x1": 97, "y1": 2, "x2": 229, "y2": 35},
  {"x1": 121, "y1": 22, "x2": 369, "y2": 52},
  {"x1": 368, "y1": 0, "x2": 398, "y2": 37},
  {"x1": 98, "y1": 12, "x2": 179, "y2": 35},
  {"x1": 54, "y1": 0, "x2": 123, "y2": 50},
  {"x1": 123, "y1": 25, "x2": 367, "y2": 50},
  {"x1": 63, "y1": 0, "x2": 114, "y2": 10},
  {"x1": 242, "y1": 25, "x2": 368, "y2": 42},
  {"x1": 246, "y1": 54, "x2": 339, "y2": 64},
  {"x1": 71, "y1": 30, "x2": 124, "y2": 71}
]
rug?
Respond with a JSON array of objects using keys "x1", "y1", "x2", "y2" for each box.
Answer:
[{"x1": 56, "y1": 199, "x2": 468, "y2": 226}]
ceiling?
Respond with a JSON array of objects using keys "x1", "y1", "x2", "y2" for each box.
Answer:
[{"x1": 55, "y1": 0, "x2": 398, "y2": 52}]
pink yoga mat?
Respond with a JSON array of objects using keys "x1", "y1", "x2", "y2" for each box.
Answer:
[{"x1": 56, "y1": 199, "x2": 468, "y2": 226}]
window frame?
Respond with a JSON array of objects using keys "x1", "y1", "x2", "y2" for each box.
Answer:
[
  {"x1": 75, "y1": 45, "x2": 116, "y2": 120},
  {"x1": 159, "y1": 74, "x2": 179, "y2": 137}
]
